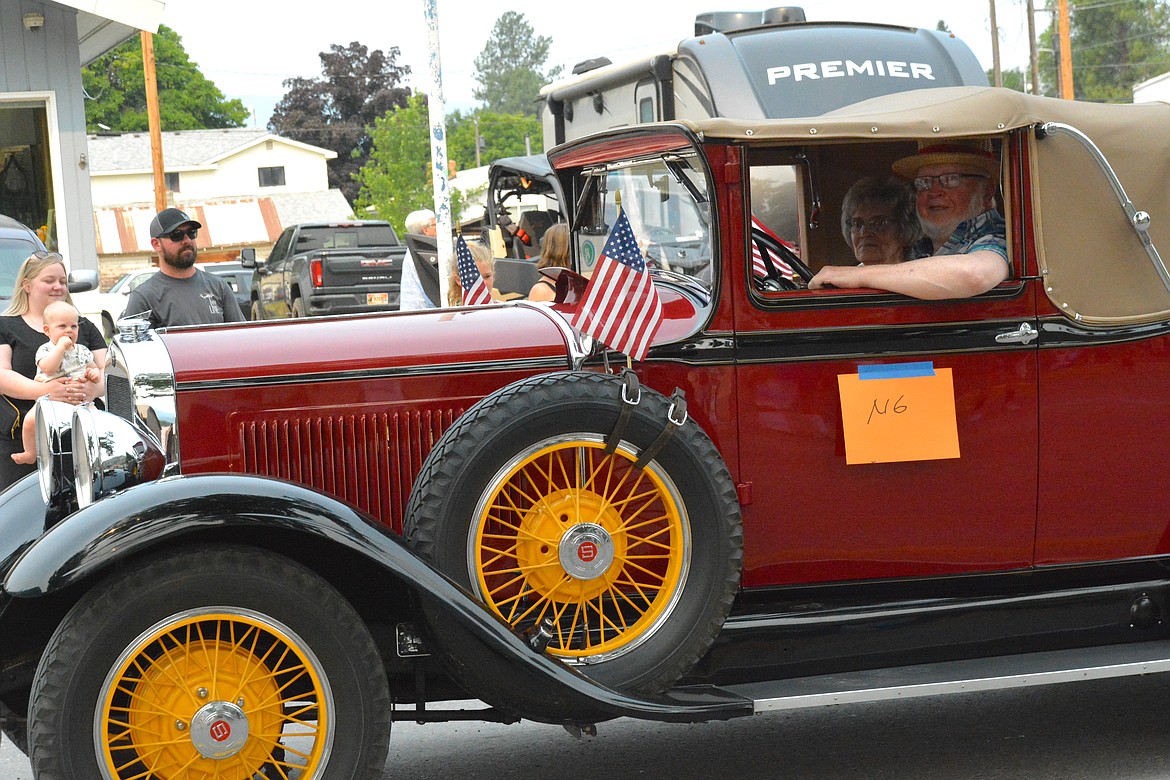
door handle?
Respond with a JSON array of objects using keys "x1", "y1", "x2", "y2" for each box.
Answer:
[{"x1": 995, "y1": 322, "x2": 1038, "y2": 345}]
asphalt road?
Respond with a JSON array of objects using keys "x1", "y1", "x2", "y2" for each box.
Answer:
[{"x1": 5, "y1": 674, "x2": 1170, "y2": 778}]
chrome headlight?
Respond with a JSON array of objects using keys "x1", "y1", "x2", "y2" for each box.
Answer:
[
  {"x1": 72, "y1": 405, "x2": 166, "y2": 508},
  {"x1": 35, "y1": 398, "x2": 79, "y2": 504}
]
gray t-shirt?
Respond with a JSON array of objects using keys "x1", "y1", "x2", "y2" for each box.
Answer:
[{"x1": 124, "y1": 269, "x2": 245, "y2": 328}]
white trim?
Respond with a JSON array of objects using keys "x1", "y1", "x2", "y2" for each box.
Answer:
[
  {"x1": 0, "y1": 91, "x2": 67, "y2": 262},
  {"x1": 50, "y1": 0, "x2": 165, "y2": 32},
  {"x1": 204, "y1": 134, "x2": 338, "y2": 164}
]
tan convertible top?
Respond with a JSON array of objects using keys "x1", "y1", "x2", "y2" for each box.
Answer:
[{"x1": 692, "y1": 87, "x2": 1170, "y2": 325}]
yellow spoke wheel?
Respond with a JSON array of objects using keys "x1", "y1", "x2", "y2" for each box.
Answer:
[
  {"x1": 405, "y1": 371, "x2": 742, "y2": 693},
  {"x1": 472, "y1": 436, "x2": 690, "y2": 661},
  {"x1": 98, "y1": 608, "x2": 331, "y2": 779}
]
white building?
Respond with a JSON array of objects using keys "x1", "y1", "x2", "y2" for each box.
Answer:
[
  {"x1": 87, "y1": 129, "x2": 353, "y2": 282},
  {"x1": 1134, "y1": 72, "x2": 1170, "y2": 104},
  {"x1": 0, "y1": 0, "x2": 162, "y2": 271}
]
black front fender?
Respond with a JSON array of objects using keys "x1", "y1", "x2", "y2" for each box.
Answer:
[{"x1": 2, "y1": 473, "x2": 751, "y2": 724}]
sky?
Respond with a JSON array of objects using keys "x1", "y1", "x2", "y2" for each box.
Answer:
[{"x1": 160, "y1": 1, "x2": 1044, "y2": 128}]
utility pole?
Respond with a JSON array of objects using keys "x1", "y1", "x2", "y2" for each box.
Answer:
[
  {"x1": 474, "y1": 117, "x2": 481, "y2": 168},
  {"x1": 1057, "y1": 0, "x2": 1075, "y2": 99},
  {"x1": 1027, "y1": 0, "x2": 1041, "y2": 94},
  {"x1": 989, "y1": 0, "x2": 1002, "y2": 88},
  {"x1": 423, "y1": 0, "x2": 453, "y2": 306},
  {"x1": 141, "y1": 31, "x2": 166, "y2": 215}
]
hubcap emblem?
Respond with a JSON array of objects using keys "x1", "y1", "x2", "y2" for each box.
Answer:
[
  {"x1": 190, "y1": 701, "x2": 249, "y2": 759},
  {"x1": 559, "y1": 523, "x2": 614, "y2": 579}
]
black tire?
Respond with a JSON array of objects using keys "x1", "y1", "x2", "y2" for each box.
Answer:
[
  {"x1": 250, "y1": 299, "x2": 262, "y2": 321},
  {"x1": 405, "y1": 371, "x2": 743, "y2": 694},
  {"x1": 291, "y1": 297, "x2": 306, "y2": 318},
  {"x1": 27, "y1": 545, "x2": 390, "y2": 779}
]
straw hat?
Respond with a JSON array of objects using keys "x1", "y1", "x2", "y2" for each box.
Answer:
[{"x1": 892, "y1": 139, "x2": 1000, "y2": 181}]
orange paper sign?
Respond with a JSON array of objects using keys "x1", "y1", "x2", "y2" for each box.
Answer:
[{"x1": 837, "y1": 363, "x2": 960, "y2": 465}]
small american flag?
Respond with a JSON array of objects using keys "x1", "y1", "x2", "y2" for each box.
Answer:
[
  {"x1": 570, "y1": 208, "x2": 663, "y2": 362},
  {"x1": 456, "y1": 235, "x2": 492, "y2": 306},
  {"x1": 751, "y1": 216, "x2": 797, "y2": 280}
]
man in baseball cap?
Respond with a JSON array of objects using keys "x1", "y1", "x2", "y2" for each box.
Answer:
[
  {"x1": 810, "y1": 139, "x2": 1009, "y2": 299},
  {"x1": 123, "y1": 207, "x2": 244, "y2": 328},
  {"x1": 149, "y1": 207, "x2": 202, "y2": 240}
]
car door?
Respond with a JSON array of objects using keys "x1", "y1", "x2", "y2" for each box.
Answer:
[
  {"x1": 257, "y1": 229, "x2": 293, "y2": 319},
  {"x1": 733, "y1": 139, "x2": 1039, "y2": 588}
]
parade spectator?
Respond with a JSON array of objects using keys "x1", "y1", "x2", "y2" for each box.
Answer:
[
  {"x1": 0, "y1": 252, "x2": 106, "y2": 488},
  {"x1": 527, "y1": 223, "x2": 569, "y2": 302},
  {"x1": 123, "y1": 208, "x2": 245, "y2": 327}
]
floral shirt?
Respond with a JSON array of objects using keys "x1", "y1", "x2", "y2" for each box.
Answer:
[{"x1": 912, "y1": 209, "x2": 1008, "y2": 265}]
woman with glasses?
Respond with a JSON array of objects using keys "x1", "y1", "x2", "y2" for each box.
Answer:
[
  {"x1": 840, "y1": 177, "x2": 920, "y2": 266},
  {"x1": 0, "y1": 251, "x2": 107, "y2": 489}
]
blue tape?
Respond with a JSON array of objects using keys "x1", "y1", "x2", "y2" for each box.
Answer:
[{"x1": 858, "y1": 362, "x2": 936, "y2": 380}]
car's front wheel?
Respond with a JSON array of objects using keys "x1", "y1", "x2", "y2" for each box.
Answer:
[{"x1": 27, "y1": 545, "x2": 390, "y2": 779}]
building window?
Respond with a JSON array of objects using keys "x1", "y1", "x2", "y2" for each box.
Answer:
[
  {"x1": 258, "y1": 166, "x2": 286, "y2": 187},
  {"x1": 639, "y1": 98, "x2": 655, "y2": 124},
  {"x1": 164, "y1": 172, "x2": 181, "y2": 192}
]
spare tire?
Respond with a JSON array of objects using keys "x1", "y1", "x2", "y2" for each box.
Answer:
[{"x1": 405, "y1": 371, "x2": 742, "y2": 694}]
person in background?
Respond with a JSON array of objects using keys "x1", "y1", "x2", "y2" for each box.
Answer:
[
  {"x1": 840, "y1": 177, "x2": 920, "y2": 266},
  {"x1": 400, "y1": 209, "x2": 438, "y2": 310},
  {"x1": 527, "y1": 223, "x2": 569, "y2": 302},
  {"x1": 809, "y1": 140, "x2": 1008, "y2": 299},
  {"x1": 12, "y1": 301, "x2": 101, "y2": 465},
  {"x1": 0, "y1": 252, "x2": 106, "y2": 489},
  {"x1": 447, "y1": 241, "x2": 497, "y2": 306},
  {"x1": 122, "y1": 208, "x2": 245, "y2": 328}
]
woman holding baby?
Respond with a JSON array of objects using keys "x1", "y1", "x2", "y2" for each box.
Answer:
[{"x1": 0, "y1": 251, "x2": 106, "y2": 489}]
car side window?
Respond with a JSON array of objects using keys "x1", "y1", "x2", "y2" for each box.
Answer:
[{"x1": 748, "y1": 139, "x2": 1013, "y2": 303}]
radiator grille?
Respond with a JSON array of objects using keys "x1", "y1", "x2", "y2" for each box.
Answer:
[
  {"x1": 237, "y1": 407, "x2": 462, "y2": 530},
  {"x1": 107, "y1": 374, "x2": 133, "y2": 421}
]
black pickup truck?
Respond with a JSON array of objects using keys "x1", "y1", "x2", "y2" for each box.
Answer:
[{"x1": 246, "y1": 221, "x2": 407, "y2": 319}]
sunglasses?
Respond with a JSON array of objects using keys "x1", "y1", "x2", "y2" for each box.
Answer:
[
  {"x1": 29, "y1": 250, "x2": 64, "y2": 262},
  {"x1": 162, "y1": 227, "x2": 199, "y2": 242}
]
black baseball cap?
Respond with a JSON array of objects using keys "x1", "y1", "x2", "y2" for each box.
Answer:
[{"x1": 150, "y1": 208, "x2": 202, "y2": 238}]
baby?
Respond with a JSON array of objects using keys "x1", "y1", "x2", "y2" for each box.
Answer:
[{"x1": 12, "y1": 301, "x2": 100, "y2": 465}]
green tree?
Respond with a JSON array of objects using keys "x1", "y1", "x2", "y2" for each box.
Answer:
[
  {"x1": 354, "y1": 94, "x2": 466, "y2": 234},
  {"x1": 446, "y1": 110, "x2": 543, "y2": 169},
  {"x1": 472, "y1": 12, "x2": 563, "y2": 116},
  {"x1": 987, "y1": 66, "x2": 1029, "y2": 92},
  {"x1": 81, "y1": 25, "x2": 248, "y2": 132},
  {"x1": 270, "y1": 42, "x2": 412, "y2": 203},
  {"x1": 1038, "y1": 0, "x2": 1170, "y2": 101}
]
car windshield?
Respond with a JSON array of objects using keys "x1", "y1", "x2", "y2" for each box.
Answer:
[
  {"x1": 0, "y1": 236, "x2": 39, "y2": 297},
  {"x1": 577, "y1": 153, "x2": 713, "y2": 292}
]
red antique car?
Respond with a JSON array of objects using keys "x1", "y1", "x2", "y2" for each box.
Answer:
[{"x1": 2, "y1": 87, "x2": 1170, "y2": 778}]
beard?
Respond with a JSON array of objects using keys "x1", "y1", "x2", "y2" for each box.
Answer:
[
  {"x1": 920, "y1": 188, "x2": 986, "y2": 244},
  {"x1": 161, "y1": 242, "x2": 197, "y2": 270}
]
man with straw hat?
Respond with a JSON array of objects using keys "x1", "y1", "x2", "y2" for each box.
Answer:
[{"x1": 809, "y1": 139, "x2": 1008, "y2": 299}]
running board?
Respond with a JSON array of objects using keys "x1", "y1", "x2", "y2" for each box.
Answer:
[{"x1": 715, "y1": 639, "x2": 1170, "y2": 714}]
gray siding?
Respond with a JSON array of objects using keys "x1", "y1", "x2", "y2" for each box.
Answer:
[{"x1": 0, "y1": 0, "x2": 101, "y2": 272}]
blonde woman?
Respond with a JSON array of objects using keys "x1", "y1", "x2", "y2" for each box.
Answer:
[
  {"x1": 447, "y1": 241, "x2": 497, "y2": 306},
  {"x1": 0, "y1": 252, "x2": 106, "y2": 488},
  {"x1": 527, "y1": 223, "x2": 569, "y2": 302}
]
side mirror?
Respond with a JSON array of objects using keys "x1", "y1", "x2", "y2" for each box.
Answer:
[
  {"x1": 238, "y1": 247, "x2": 257, "y2": 268},
  {"x1": 68, "y1": 269, "x2": 99, "y2": 294}
]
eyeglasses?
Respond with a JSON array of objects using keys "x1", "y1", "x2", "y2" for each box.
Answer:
[
  {"x1": 912, "y1": 173, "x2": 989, "y2": 192},
  {"x1": 162, "y1": 227, "x2": 199, "y2": 242},
  {"x1": 29, "y1": 250, "x2": 63, "y2": 261},
  {"x1": 845, "y1": 216, "x2": 894, "y2": 232}
]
